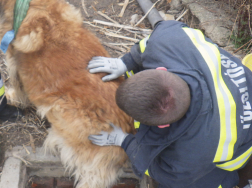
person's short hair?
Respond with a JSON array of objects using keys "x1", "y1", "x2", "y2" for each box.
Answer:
[{"x1": 116, "y1": 69, "x2": 191, "y2": 126}]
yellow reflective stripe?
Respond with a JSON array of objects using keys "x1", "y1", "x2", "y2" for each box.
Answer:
[
  {"x1": 134, "y1": 120, "x2": 140, "y2": 129},
  {"x1": 217, "y1": 146, "x2": 252, "y2": 171},
  {"x1": 242, "y1": 53, "x2": 252, "y2": 71},
  {"x1": 218, "y1": 185, "x2": 222, "y2": 188},
  {"x1": 145, "y1": 169, "x2": 149, "y2": 176},
  {"x1": 126, "y1": 70, "x2": 134, "y2": 78},
  {"x1": 183, "y1": 28, "x2": 237, "y2": 162},
  {"x1": 0, "y1": 86, "x2": 5, "y2": 97},
  {"x1": 139, "y1": 39, "x2": 145, "y2": 53},
  {"x1": 139, "y1": 35, "x2": 150, "y2": 53}
]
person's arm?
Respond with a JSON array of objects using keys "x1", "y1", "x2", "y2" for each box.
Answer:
[
  {"x1": 121, "y1": 42, "x2": 142, "y2": 71},
  {"x1": 89, "y1": 123, "x2": 217, "y2": 187},
  {"x1": 87, "y1": 42, "x2": 142, "y2": 82},
  {"x1": 122, "y1": 134, "x2": 217, "y2": 188}
]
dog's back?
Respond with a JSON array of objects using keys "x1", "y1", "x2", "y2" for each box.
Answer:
[{"x1": 0, "y1": 0, "x2": 134, "y2": 187}]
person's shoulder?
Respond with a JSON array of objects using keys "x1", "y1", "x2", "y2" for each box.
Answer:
[
  {"x1": 154, "y1": 20, "x2": 188, "y2": 30},
  {"x1": 148, "y1": 21, "x2": 190, "y2": 45},
  {"x1": 150, "y1": 21, "x2": 189, "y2": 39}
]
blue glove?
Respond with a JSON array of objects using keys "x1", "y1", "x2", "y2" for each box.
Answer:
[
  {"x1": 87, "y1": 57, "x2": 127, "y2": 82},
  {"x1": 88, "y1": 123, "x2": 128, "y2": 146}
]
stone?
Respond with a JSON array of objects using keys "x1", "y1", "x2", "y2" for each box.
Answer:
[
  {"x1": 170, "y1": 0, "x2": 183, "y2": 11},
  {"x1": 181, "y1": 0, "x2": 234, "y2": 46},
  {"x1": 0, "y1": 157, "x2": 26, "y2": 188},
  {"x1": 159, "y1": 11, "x2": 175, "y2": 20}
]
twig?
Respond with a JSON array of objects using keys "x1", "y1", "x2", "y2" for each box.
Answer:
[
  {"x1": 85, "y1": 20, "x2": 143, "y2": 38},
  {"x1": 85, "y1": 20, "x2": 151, "y2": 37},
  {"x1": 228, "y1": 1, "x2": 248, "y2": 45},
  {"x1": 118, "y1": 0, "x2": 129, "y2": 17},
  {"x1": 246, "y1": 40, "x2": 252, "y2": 50},
  {"x1": 247, "y1": 5, "x2": 251, "y2": 36},
  {"x1": 121, "y1": 45, "x2": 131, "y2": 51},
  {"x1": 228, "y1": 9, "x2": 241, "y2": 45},
  {"x1": 103, "y1": 42, "x2": 127, "y2": 52},
  {"x1": 104, "y1": 32, "x2": 139, "y2": 42},
  {"x1": 81, "y1": 0, "x2": 89, "y2": 17},
  {"x1": 29, "y1": 134, "x2": 36, "y2": 153},
  {"x1": 134, "y1": 0, "x2": 161, "y2": 27},
  {"x1": 84, "y1": 21, "x2": 122, "y2": 34},
  {"x1": 233, "y1": 39, "x2": 252, "y2": 53},
  {"x1": 26, "y1": 124, "x2": 44, "y2": 135},
  {"x1": 118, "y1": 0, "x2": 135, "y2": 6},
  {"x1": 23, "y1": 144, "x2": 30, "y2": 155},
  {"x1": 91, "y1": 20, "x2": 152, "y2": 33},
  {"x1": 157, "y1": 0, "x2": 165, "y2": 9},
  {"x1": 176, "y1": 9, "x2": 189, "y2": 21},
  {"x1": 0, "y1": 122, "x2": 16, "y2": 129},
  {"x1": 97, "y1": 11, "x2": 119, "y2": 25},
  {"x1": 12, "y1": 153, "x2": 32, "y2": 165},
  {"x1": 2, "y1": 59, "x2": 7, "y2": 66}
]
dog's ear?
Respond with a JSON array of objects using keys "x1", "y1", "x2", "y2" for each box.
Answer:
[{"x1": 12, "y1": 16, "x2": 52, "y2": 53}]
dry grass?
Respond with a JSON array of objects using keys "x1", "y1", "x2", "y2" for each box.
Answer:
[{"x1": 221, "y1": 0, "x2": 252, "y2": 53}]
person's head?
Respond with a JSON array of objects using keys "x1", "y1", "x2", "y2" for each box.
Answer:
[{"x1": 116, "y1": 69, "x2": 191, "y2": 126}]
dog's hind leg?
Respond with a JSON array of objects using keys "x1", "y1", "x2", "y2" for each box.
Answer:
[
  {"x1": 44, "y1": 128, "x2": 128, "y2": 188},
  {"x1": 5, "y1": 52, "x2": 30, "y2": 107}
]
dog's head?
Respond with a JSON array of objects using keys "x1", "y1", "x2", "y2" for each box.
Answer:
[{"x1": 0, "y1": 0, "x2": 83, "y2": 53}]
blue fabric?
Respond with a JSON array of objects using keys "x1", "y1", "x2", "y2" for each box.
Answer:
[
  {"x1": 0, "y1": 30, "x2": 15, "y2": 53},
  {"x1": 121, "y1": 20, "x2": 252, "y2": 188}
]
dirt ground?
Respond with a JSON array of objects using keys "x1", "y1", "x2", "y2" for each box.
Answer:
[{"x1": 0, "y1": 0, "x2": 250, "y2": 187}]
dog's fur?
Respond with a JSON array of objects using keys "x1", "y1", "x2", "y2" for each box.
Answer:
[{"x1": 0, "y1": 0, "x2": 135, "y2": 187}]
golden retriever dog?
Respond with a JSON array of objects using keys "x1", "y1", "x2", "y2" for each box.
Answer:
[{"x1": 0, "y1": 0, "x2": 134, "y2": 187}]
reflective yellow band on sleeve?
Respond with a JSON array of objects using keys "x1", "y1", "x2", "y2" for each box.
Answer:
[
  {"x1": 126, "y1": 70, "x2": 134, "y2": 78},
  {"x1": 242, "y1": 53, "x2": 252, "y2": 71},
  {"x1": 0, "y1": 86, "x2": 5, "y2": 97},
  {"x1": 182, "y1": 28, "x2": 237, "y2": 162},
  {"x1": 218, "y1": 185, "x2": 222, "y2": 188},
  {"x1": 139, "y1": 35, "x2": 150, "y2": 53},
  {"x1": 217, "y1": 146, "x2": 252, "y2": 171},
  {"x1": 145, "y1": 169, "x2": 149, "y2": 176},
  {"x1": 134, "y1": 120, "x2": 140, "y2": 129}
]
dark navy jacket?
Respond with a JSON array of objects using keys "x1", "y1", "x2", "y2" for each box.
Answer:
[{"x1": 120, "y1": 21, "x2": 252, "y2": 188}]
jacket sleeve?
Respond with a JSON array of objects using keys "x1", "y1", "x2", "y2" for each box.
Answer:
[
  {"x1": 121, "y1": 42, "x2": 143, "y2": 75},
  {"x1": 121, "y1": 134, "x2": 163, "y2": 178},
  {"x1": 121, "y1": 134, "x2": 216, "y2": 188}
]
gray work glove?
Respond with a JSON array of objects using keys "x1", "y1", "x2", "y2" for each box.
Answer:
[
  {"x1": 87, "y1": 57, "x2": 127, "y2": 82},
  {"x1": 88, "y1": 123, "x2": 128, "y2": 146}
]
